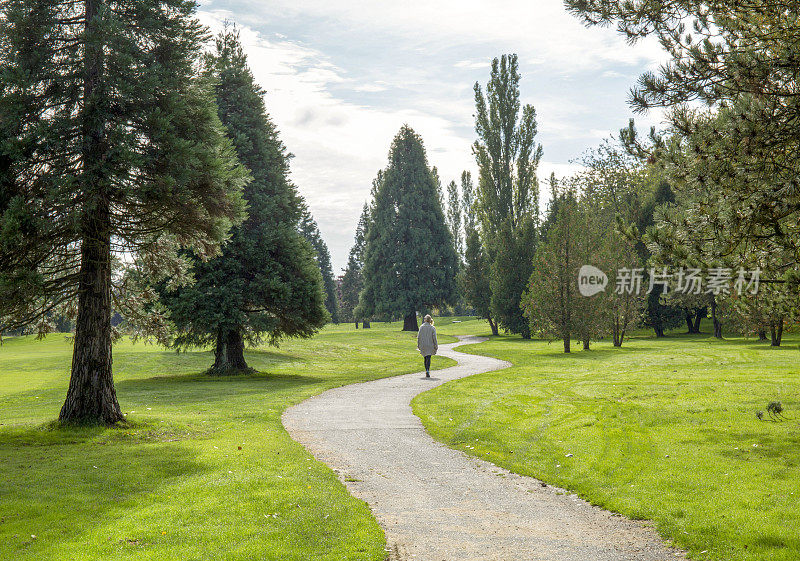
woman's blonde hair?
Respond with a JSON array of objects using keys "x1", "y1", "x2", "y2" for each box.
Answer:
[{"x1": 424, "y1": 314, "x2": 433, "y2": 324}]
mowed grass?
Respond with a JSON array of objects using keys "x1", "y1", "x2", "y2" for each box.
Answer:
[
  {"x1": 413, "y1": 327, "x2": 800, "y2": 561},
  {"x1": 0, "y1": 319, "x2": 467, "y2": 561}
]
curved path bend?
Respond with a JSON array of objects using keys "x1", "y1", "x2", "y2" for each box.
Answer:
[{"x1": 283, "y1": 336, "x2": 685, "y2": 561}]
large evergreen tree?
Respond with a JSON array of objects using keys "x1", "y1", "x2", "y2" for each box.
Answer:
[
  {"x1": 473, "y1": 54, "x2": 543, "y2": 338},
  {"x1": 298, "y1": 203, "x2": 339, "y2": 324},
  {"x1": 0, "y1": 1, "x2": 248, "y2": 423},
  {"x1": 159, "y1": 27, "x2": 327, "y2": 372},
  {"x1": 357, "y1": 126, "x2": 458, "y2": 331}
]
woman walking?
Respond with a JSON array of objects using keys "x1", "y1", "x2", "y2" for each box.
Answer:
[{"x1": 417, "y1": 314, "x2": 438, "y2": 378}]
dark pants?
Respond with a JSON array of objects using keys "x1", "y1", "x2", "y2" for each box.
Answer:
[{"x1": 424, "y1": 355, "x2": 432, "y2": 372}]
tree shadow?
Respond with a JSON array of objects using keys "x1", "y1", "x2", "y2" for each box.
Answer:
[
  {"x1": 112, "y1": 371, "x2": 323, "y2": 408},
  {"x1": 0, "y1": 425, "x2": 208, "y2": 557}
]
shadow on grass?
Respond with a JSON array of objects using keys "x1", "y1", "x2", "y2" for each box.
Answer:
[
  {"x1": 0, "y1": 429, "x2": 207, "y2": 557},
  {"x1": 111, "y1": 371, "x2": 323, "y2": 408}
]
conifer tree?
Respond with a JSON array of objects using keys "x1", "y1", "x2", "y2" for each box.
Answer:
[
  {"x1": 299, "y1": 204, "x2": 339, "y2": 324},
  {"x1": 358, "y1": 126, "x2": 458, "y2": 331},
  {"x1": 340, "y1": 203, "x2": 370, "y2": 326},
  {"x1": 159, "y1": 27, "x2": 327, "y2": 372},
  {"x1": 0, "y1": 1, "x2": 248, "y2": 423}
]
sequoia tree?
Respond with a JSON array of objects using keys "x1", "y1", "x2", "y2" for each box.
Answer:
[
  {"x1": 0, "y1": 1, "x2": 248, "y2": 423},
  {"x1": 159, "y1": 27, "x2": 328, "y2": 372},
  {"x1": 358, "y1": 126, "x2": 458, "y2": 331}
]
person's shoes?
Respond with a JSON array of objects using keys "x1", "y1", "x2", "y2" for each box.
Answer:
[{"x1": 426, "y1": 371, "x2": 430, "y2": 377}]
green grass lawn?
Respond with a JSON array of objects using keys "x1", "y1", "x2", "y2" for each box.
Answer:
[
  {"x1": 413, "y1": 327, "x2": 800, "y2": 561},
  {"x1": 0, "y1": 319, "x2": 471, "y2": 561}
]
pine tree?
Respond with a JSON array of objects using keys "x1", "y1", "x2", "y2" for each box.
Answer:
[
  {"x1": 0, "y1": 1, "x2": 248, "y2": 423},
  {"x1": 298, "y1": 204, "x2": 339, "y2": 324},
  {"x1": 357, "y1": 126, "x2": 458, "y2": 331},
  {"x1": 568, "y1": 1, "x2": 800, "y2": 295},
  {"x1": 473, "y1": 54, "x2": 543, "y2": 338},
  {"x1": 159, "y1": 27, "x2": 327, "y2": 372}
]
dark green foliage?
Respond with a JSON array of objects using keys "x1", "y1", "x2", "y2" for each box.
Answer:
[
  {"x1": 638, "y1": 181, "x2": 683, "y2": 336},
  {"x1": 492, "y1": 217, "x2": 537, "y2": 339},
  {"x1": 462, "y1": 227, "x2": 496, "y2": 334},
  {"x1": 159, "y1": 27, "x2": 327, "y2": 371},
  {"x1": 0, "y1": 0, "x2": 248, "y2": 422},
  {"x1": 298, "y1": 204, "x2": 339, "y2": 324},
  {"x1": 767, "y1": 401, "x2": 784, "y2": 421},
  {"x1": 358, "y1": 126, "x2": 458, "y2": 330}
]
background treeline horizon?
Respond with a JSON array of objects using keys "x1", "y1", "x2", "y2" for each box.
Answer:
[{"x1": 2, "y1": 0, "x2": 797, "y2": 424}]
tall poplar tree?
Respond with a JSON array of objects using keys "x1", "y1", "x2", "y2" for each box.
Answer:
[
  {"x1": 473, "y1": 54, "x2": 543, "y2": 338},
  {"x1": 159, "y1": 27, "x2": 327, "y2": 372},
  {"x1": 358, "y1": 126, "x2": 458, "y2": 331},
  {"x1": 446, "y1": 180, "x2": 463, "y2": 258},
  {"x1": 0, "y1": 1, "x2": 248, "y2": 423}
]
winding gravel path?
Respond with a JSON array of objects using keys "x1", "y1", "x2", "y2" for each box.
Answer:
[{"x1": 283, "y1": 336, "x2": 685, "y2": 561}]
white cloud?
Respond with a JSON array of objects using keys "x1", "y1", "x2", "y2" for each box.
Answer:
[{"x1": 196, "y1": 1, "x2": 672, "y2": 270}]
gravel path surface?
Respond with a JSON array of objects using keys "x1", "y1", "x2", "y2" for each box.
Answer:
[{"x1": 283, "y1": 336, "x2": 686, "y2": 561}]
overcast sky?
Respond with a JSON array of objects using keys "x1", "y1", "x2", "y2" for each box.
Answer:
[{"x1": 196, "y1": 0, "x2": 667, "y2": 272}]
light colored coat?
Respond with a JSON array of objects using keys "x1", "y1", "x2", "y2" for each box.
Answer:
[{"x1": 417, "y1": 323, "x2": 438, "y2": 356}]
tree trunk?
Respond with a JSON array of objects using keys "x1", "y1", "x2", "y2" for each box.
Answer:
[
  {"x1": 59, "y1": 0, "x2": 123, "y2": 425},
  {"x1": 402, "y1": 312, "x2": 418, "y2": 331},
  {"x1": 563, "y1": 334, "x2": 571, "y2": 353},
  {"x1": 213, "y1": 329, "x2": 228, "y2": 369},
  {"x1": 711, "y1": 298, "x2": 722, "y2": 339},
  {"x1": 362, "y1": 319, "x2": 371, "y2": 329},
  {"x1": 225, "y1": 329, "x2": 249, "y2": 370},
  {"x1": 582, "y1": 336, "x2": 590, "y2": 350},
  {"x1": 653, "y1": 325, "x2": 665, "y2": 338},
  {"x1": 488, "y1": 316, "x2": 499, "y2": 336},
  {"x1": 685, "y1": 312, "x2": 694, "y2": 334},
  {"x1": 60, "y1": 212, "x2": 123, "y2": 424},
  {"x1": 770, "y1": 318, "x2": 784, "y2": 347},
  {"x1": 692, "y1": 309, "x2": 704, "y2": 333},
  {"x1": 354, "y1": 321, "x2": 359, "y2": 329},
  {"x1": 758, "y1": 329, "x2": 768, "y2": 342}
]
